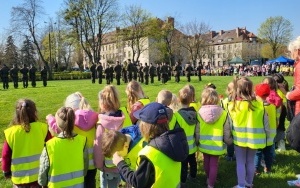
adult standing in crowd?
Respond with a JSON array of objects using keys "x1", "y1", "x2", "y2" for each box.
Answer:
[
  {"x1": 156, "y1": 64, "x2": 161, "y2": 81},
  {"x1": 143, "y1": 63, "x2": 150, "y2": 85},
  {"x1": 104, "y1": 64, "x2": 111, "y2": 85},
  {"x1": 96, "y1": 62, "x2": 103, "y2": 84},
  {"x1": 114, "y1": 61, "x2": 122, "y2": 85},
  {"x1": 40, "y1": 66, "x2": 48, "y2": 87},
  {"x1": 122, "y1": 62, "x2": 128, "y2": 83},
  {"x1": 160, "y1": 62, "x2": 168, "y2": 84},
  {"x1": 109, "y1": 64, "x2": 114, "y2": 83},
  {"x1": 29, "y1": 64, "x2": 37, "y2": 87},
  {"x1": 149, "y1": 63, "x2": 156, "y2": 84},
  {"x1": 90, "y1": 63, "x2": 96, "y2": 84},
  {"x1": 0, "y1": 64, "x2": 10, "y2": 89},
  {"x1": 127, "y1": 59, "x2": 133, "y2": 82},
  {"x1": 133, "y1": 62, "x2": 138, "y2": 81},
  {"x1": 185, "y1": 63, "x2": 193, "y2": 82},
  {"x1": 197, "y1": 62, "x2": 203, "y2": 81},
  {"x1": 10, "y1": 64, "x2": 19, "y2": 89},
  {"x1": 20, "y1": 64, "x2": 29, "y2": 88},
  {"x1": 138, "y1": 64, "x2": 144, "y2": 83},
  {"x1": 286, "y1": 36, "x2": 300, "y2": 116},
  {"x1": 174, "y1": 62, "x2": 182, "y2": 83}
]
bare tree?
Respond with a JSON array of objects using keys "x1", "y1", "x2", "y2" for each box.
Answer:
[
  {"x1": 120, "y1": 5, "x2": 154, "y2": 63},
  {"x1": 258, "y1": 16, "x2": 293, "y2": 58},
  {"x1": 10, "y1": 0, "x2": 53, "y2": 77},
  {"x1": 179, "y1": 20, "x2": 211, "y2": 66},
  {"x1": 63, "y1": 0, "x2": 119, "y2": 68}
]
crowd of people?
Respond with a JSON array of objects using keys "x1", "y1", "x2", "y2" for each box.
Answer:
[
  {"x1": 0, "y1": 64, "x2": 48, "y2": 89},
  {"x1": 1, "y1": 37, "x2": 300, "y2": 188}
]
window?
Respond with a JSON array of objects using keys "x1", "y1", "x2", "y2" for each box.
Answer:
[
  {"x1": 229, "y1": 45, "x2": 231, "y2": 50},
  {"x1": 218, "y1": 46, "x2": 220, "y2": 50},
  {"x1": 218, "y1": 39, "x2": 223, "y2": 43},
  {"x1": 223, "y1": 45, "x2": 226, "y2": 50}
]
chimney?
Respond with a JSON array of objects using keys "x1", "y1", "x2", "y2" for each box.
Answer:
[
  {"x1": 236, "y1": 27, "x2": 240, "y2": 37},
  {"x1": 167, "y1": 17, "x2": 174, "y2": 28},
  {"x1": 219, "y1": 30, "x2": 224, "y2": 36},
  {"x1": 211, "y1": 31, "x2": 216, "y2": 39}
]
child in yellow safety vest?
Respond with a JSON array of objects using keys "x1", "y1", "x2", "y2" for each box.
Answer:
[
  {"x1": 38, "y1": 107, "x2": 88, "y2": 187},
  {"x1": 93, "y1": 85, "x2": 126, "y2": 188},
  {"x1": 254, "y1": 83, "x2": 277, "y2": 175},
  {"x1": 198, "y1": 88, "x2": 233, "y2": 188},
  {"x1": 228, "y1": 77, "x2": 270, "y2": 188},
  {"x1": 112, "y1": 102, "x2": 188, "y2": 188},
  {"x1": 46, "y1": 92, "x2": 98, "y2": 188},
  {"x1": 2, "y1": 99, "x2": 51, "y2": 187},
  {"x1": 156, "y1": 89, "x2": 176, "y2": 128}
]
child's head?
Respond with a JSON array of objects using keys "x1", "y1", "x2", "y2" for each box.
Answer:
[
  {"x1": 226, "y1": 82, "x2": 234, "y2": 96},
  {"x1": 98, "y1": 85, "x2": 120, "y2": 113},
  {"x1": 262, "y1": 77, "x2": 278, "y2": 91},
  {"x1": 55, "y1": 107, "x2": 75, "y2": 139},
  {"x1": 232, "y1": 76, "x2": 255, "y2": 101},
  {"x1": 178, "y1": 85, "x2": 193, "y2": 105},
  {"x1": 169, "y1": 93, "x2": 180, "y2": 112},
  {"x1": 205, "y1": 83, "x2": 217, "y2": 90},
  {"x1": 126, "y1": 80, "x2": 145, "y2": 108},
  {"x1": 201, "y1": 88, "x2": 219, "y2": 105},
  {"x1": 133, "y1": 102, "x2": 169, "y2": 142},
  {"x1": 156, "y1": 90, "x2": 172, "y2": 106},
  {"x1": 255, "y1": 83, "x2": 271, "y2": 100},
  {"x1": 187, "y1": 84, "x2": 196, "y2": 101},
  {"x1": 273, "y1": 73, "x2": 284, "y2": 84},
  {"x1": 102, "y1": 130, "x2": 129, "y2": 158},
  {"x1": 12, "y1": 99, "x2": 38, "y2": 132},
  {"x1": 65, "y1": 92, "x2": 91, "y2": 110}
]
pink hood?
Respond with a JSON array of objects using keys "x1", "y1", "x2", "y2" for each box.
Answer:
[
  {"x1": 75, "y1": 109, "x2": 98, "y2": 131},
  {"x1": 198, "y1": 105, "x2": 223, "y2": 124}
]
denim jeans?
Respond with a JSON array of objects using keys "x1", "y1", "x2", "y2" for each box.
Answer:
[
  {"x1": 100, "y1": 171, "x2": 121, "y2": 188},
  {"x1": 254, "y1": 145, "x2": 273, "y2": 171}
]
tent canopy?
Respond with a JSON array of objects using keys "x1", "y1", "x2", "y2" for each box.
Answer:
[
  {"x1": 250, "y1": 59, "x2": 262, "y2": 66},
  {"x1": 227, "y1": 57, "x2": 245, "y2": 65},
  {"x1": 266, "y1": 56, "x2": 294, "y2": 65}
]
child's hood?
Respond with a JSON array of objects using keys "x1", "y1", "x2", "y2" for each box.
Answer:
[
  {"x1": 98, "y1": 113, "x2": 125, "y2": 129},
  {"x1": 148, "y1": 127, "x2": 188, "y2": 162},
  {"x1": 198, "y1": 105, "x2": 223, "y2": 124},
  {"x1": 75, "y1": 109, "x2": 98, "y2": 131},
  {"x1": 177, "y1": 108, "x2": 198, "y2": 125}
]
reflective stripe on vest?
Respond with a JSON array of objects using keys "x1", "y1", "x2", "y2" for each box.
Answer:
[
  {"x1": 199, "y1": 111, "x2": 227, "y2": 155},
  {"x1": 4, "y1": 122, "x2": 48, "y2": 184},
  {"x1": 228, "y1": 100, "x2": 266, "y2": 149},
  {"x1": 264, "y1": 103, "x2": 277, "y2": 146},
  {"x1": 46, "y1": 135, "x2": 86, "y2": 187},
  {"x1": 74, "y1": 126, "x2": 96, "y2": 170},
  {"x1": 104, "y1": 158, "x2": 115, "y2": 168},
  {"x1": 119, "y1": 106, "x2": 133, "y2": 128},
  {"x1": 174, "y1": 112, "x2": 197, "y2": 154},
  {"x1": 138, "y1": 146, "x2": 180, "y2": 188}
]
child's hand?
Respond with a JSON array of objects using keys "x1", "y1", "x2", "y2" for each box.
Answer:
[
  {"x1": 112, "y1": 152, "x2": 124, "y2": 166},
  {"x1": 46, "y1": 114, "x2": 53, "y2": 120}
]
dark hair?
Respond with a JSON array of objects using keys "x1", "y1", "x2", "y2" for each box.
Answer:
[
  {"x1": 12, "y1": 99, "x2": 38, "y2": 132},
  {"x1": 273, "y1": 73, "x2": 284, "y2": 84},
  {"x1": 139, "y1": 121, "x2": 169, "y2": 141},
  {"x1": 56, "y1": 107, "x2": 75, "y2": 139}
]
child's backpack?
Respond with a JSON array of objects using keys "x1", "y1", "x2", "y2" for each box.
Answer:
[{"x1": 286, "y1": 113, "x2": 300, "y2": 153}]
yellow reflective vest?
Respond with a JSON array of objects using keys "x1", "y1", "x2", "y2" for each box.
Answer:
[
  {"x1": 264, "y1": 103, "x2": 277, "y2": 146},
  {"x1": 119, "y1": 106, "x2": 133, "y2": 128},
  {"x1": 173, "y1": 112, "x2": 198, "y2": 154},
  {"x1": 138, "y1": 98, "x2": 151, "y2": 106},
  {"x1": 138, "y1": 146, "x2": 180, "y2": 188},
  {"x1": 73, "y1": 126, "x2": 96, "y2": 170},
  {"x1": 199, "y1": 111, "x2": 227, "y2": 155},
  {"x1": 190, "y1": 101, "x2": 201, "y2": 111},
  {"x1": 125, "y1": 138, "x2": 145, "y2": 170},
  {"x1": 46, "y1": 135, "x2": 86, "y2": 188},
  {"x1": 227, "y1": 100, "x2": 266, "y2": 149},
  {"x1": 5, "y1": 122, "x2": 48, "y2": 184}
]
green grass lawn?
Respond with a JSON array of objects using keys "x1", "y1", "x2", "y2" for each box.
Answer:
[{"x1": 0, "y1": 76, "x2": 299, "y2": 188}]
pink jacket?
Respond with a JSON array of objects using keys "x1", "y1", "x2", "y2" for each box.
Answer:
[{"x1": 287, "y1": 60, "x2": 300, "y2": 115}]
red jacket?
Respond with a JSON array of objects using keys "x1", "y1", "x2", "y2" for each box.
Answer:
[{"x1": 288, "y1": 60, "x2": 300, "y2": 116}]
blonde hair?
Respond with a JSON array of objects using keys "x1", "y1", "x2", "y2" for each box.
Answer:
[
  {"x1": 101, "y1": 130, "x2": 127, "y2": 158},
  {"x1": 169, "y1": 94, "x2": 180, "y2": 112},
  {"x1": 262, "y1": 77, "x2": 278, "y2": 90},
  {"x1": 231, "y1": 76, "x2": 256, "y2": 111},
  {"x1": 156, "y1": 90, "x2": 172, "y2": 106},
  {"x1": 99, "y1": 85, "x2": 120, "y2": 113},
  {"x1": 226, "y1": 82, "x2": 234, "y2": 97},
  {"x1": 201, "y1": 88, "x2": 219, "y2": 105},
  {"x1": 126, "y1": 80, "x2": 145, "y2": 109},
  {"x1": 178, "y1": 85, "x2": 193, "y2": 105},
  {"x1": 11, "y1": 99, "x2": 38, "y2": 132},
  {"x1": 65, "y1": 92, "x2": 91, "y2": 110},
  {"x1": 288, "y1": 36, "x2": 300, "y2": 52}
]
